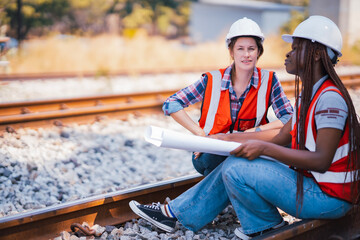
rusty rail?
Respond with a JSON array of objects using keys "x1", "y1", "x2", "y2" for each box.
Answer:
[
  {"x1": 0, "y1": 175, "x2": 203, "y2": 240},
  {"x1": 1, "y1": 77, "x2": 360, "y2": 132},
  {"x1": 0, "y1": 68, "x2": 209, "y2": 81},
  {"x1": 0, "y1": 89, "x2": 178, "y2": 131},
  {"x1": 0, "y1": 66, "x2": 359, "y2": 82},
  {"x1": 0, "y1": 174, "x2": 359, "y2": 240}
]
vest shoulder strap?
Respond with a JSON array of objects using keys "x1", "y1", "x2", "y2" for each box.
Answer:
[
  {"x1": 202, "y1": 70, "x2": 223, "y2": 135},
  {"x1": 254, "y1": 68, "x2": 273, "y2": 126}
]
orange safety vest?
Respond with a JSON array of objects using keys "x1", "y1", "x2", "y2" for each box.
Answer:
[
  {"x1": 290, "y1": 79, "x2": 353, "y2": 202},
  {"x1": 198, "y1": 67, "x2": 273, "y2": 135}
]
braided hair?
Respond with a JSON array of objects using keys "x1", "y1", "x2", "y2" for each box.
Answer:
[{"x1": 294, "y1": 38, "x2": 360, "y2": 207}]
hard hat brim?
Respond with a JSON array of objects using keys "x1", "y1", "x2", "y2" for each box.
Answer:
[
  {"x1": 281, "y1": 34, "x2": 293, "y2": 43},
  {"x1": 281, "y1": 34, "x2": 342, "y2": 57}
]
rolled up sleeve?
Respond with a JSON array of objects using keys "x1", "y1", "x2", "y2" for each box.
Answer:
[{"x1": 162, "y1": 75, "x2": 207, "y2": 115}]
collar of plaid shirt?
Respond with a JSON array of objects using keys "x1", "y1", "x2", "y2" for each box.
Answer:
[{"x1": 220, "y1": 65, "x2": 259, "y2": 92}]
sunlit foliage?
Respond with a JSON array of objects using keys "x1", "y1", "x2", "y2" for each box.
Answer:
[{"x1": 1, "y1": 0, "x2": 192, "y2": 40}]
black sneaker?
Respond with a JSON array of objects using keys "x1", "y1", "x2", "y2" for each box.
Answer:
[
  {"x1": 234, "y1": 220, "x2": 287, "y2": 240},
  {"x1": 129, "y1": 200, "x2": 176, "y2": 232}
]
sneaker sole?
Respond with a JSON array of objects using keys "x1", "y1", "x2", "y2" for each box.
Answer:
[
  {"x1": 129, "y1": 200, "x2": 174, "y2": 233},
  {"x1": 234, "y1": 228, "x2": 251, "y2": 240},
  {"x1": 234, "y1": 220, "x2": 287, "y2": 239}
]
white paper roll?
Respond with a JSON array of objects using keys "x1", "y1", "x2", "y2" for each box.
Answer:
[{"x1": 144, "y1": 126, "x2": 240, "y2": 156}]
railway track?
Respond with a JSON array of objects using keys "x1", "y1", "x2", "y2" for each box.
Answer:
[
  {"x1": 0, "y1": 65, "x2": 359, "y2": 82},
  {"x1": 0, "y1": 175, "x2": 202, "y2": 240},
  {"x1": 0, "y1": 174, "x2": 359, "y2": 240},
  {"x1": 0, "y1": 89, "x2": 178, "y2": 131},
  {"x1": 0, "y1": 68, "x2": 213, "y2": 81},
  {"x1": 1, "y1": 74, "x2": 360, "y2": 132},
  {"x1": 1, "y1": 72, "x2": 360, "y2": 239}
]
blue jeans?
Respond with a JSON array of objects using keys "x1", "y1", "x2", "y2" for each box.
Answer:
[
  {"x1": 169, "y1": 156, "x2": 352, "y2": 234},
  {"x1": 192, "y1": 153, "x2": 227, "y2": 176}
]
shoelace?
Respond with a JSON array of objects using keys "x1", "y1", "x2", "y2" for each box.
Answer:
[{"x1": 144, "y1": 202, "x2": 161, "y2": 210}]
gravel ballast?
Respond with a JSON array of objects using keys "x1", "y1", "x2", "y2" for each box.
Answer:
[{"x1": 1, "y1": 68, "x2": 359, "y2": 239}]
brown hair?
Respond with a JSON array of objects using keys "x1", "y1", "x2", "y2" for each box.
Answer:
[{"x1": 294, "y1": 38, "x2": 360, "y2": 209}]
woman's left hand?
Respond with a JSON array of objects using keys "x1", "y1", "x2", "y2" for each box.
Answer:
[{"x1": 230, "y1": 140, "x2": 265, "y2": 160}]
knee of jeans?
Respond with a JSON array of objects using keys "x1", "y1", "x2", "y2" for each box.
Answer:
[
  {"x1": 222, "y1": 156, "x2": 241, "y2": 169},
  {"x1": 221, "y1": 156, "x2": 246, "y2": 181},
  {"x1": 192, "y1": 155, "x2": 205, "y2": 175}
]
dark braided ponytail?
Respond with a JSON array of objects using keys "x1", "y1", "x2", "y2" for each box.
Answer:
[{"x1": 294, "y1": 39, "x2": 360, "y2": 209}]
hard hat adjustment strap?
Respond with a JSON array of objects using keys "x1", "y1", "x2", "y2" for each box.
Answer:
[{"x1": 326, "y1": 47, "x2": 337, "y2": 64}]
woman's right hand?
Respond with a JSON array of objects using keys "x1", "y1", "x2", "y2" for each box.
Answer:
[
  {"x1": 193, "y1": 130, "x2": 206, "y2": 160},
  {"x1": 193, "y1": 152, "x2": 202, "y2": 159}
]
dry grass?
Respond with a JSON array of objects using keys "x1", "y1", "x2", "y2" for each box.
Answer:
[{"x1": 5, "y1": 31, "x2": 358, "y2": 75}]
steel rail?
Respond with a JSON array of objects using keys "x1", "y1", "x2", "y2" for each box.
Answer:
[
  {"x1": 1, "y1": 75, "x2": 359, "y2": 117},
  {"x1": 0, "y1": 174, "x2": 359, "y2": 240},
  {"x1": 0, "y1": 67, "x2": 211, "y2": 81},
  {"x1": 0, "y1": 174, "x2": 203, "y2": 240},
  {"x1": 254, "y1": 213, "x2": 360, "y2": 240},
  {"x1": 0, "y1": 89, "x2": 178, "y2": 131},
  {"x1": 0, "y1": 89, "x2": 177, "y2": 115},
  {"x1": 1, "y1": 78, "x2": 360, "y2": 132},
  {"x1": 0, "y1": 67, "x2": 359, "y2": 82}
]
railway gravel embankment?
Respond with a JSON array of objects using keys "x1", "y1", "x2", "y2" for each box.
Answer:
[{"x1": 0, "y1": 67, "x2": 360, "y2": 239}]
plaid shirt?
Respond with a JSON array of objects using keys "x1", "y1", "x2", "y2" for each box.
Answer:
[{"x1": 163, "y1": 65, "x2": 293, "y2": 124}]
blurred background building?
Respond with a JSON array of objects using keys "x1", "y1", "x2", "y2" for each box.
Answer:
[
  {"x1": 189, "y1": 0, "x2": 360, "y2": 46},
  {"x1": 189, "y1": 0, "x2": 304, "y2": 42},
  {"x1": 309, "y1": 0, "x2": 360, "y2": 45}
]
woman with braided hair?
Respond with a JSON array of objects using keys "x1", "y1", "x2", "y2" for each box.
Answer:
[
  {"x1": 129, "y1": 16, "x2": 360, "y2": 239},
  {"x1": 283, "y1": 18, "x2": 360, "y2": 207},
  {"x1": 220, "y1": 15, "x2": 360, "y2": 238}
]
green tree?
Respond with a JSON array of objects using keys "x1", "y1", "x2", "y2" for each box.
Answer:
[
  {"x1": 67, "y1": 0, "x2": 116, "y2": 34},
  {"x1": 0, "y1": 0, "x2": 12, "y2": 27},
  {"x1": 118, "y1": 0, "x2": 191, "y2": 38},
  {"x1": 4, "y1": 0, "x2": 71, "y2": 40},
  {"x1": 1, "y1": 0, "x2": 192, "y2": 39}
]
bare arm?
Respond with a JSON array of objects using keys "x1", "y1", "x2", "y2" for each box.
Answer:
[
  {"x1": 170, "y1": 109, "x2": 205, "y2": 137},
  {"x1": 245, "y1": 119, "x2": 284, "y2": 132}
]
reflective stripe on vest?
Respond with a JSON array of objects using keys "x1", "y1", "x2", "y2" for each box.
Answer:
[
  {"x1": 305, "y1": 85, "x2": 350, "y2": 183},
  {"x1": 312, "y1": 167, "x2": 354, "y2": 184},
  {"x1": 200, "y1": 68, "x2": 272, "y2": 135},
  {"x1": 256, "y1": 70, "x2": 270, "y2": 126},
  {"x1": 203, "y1": 70, "x2": 222, "y2": 135},
  {"x1": 304, "y1": 85, "x2": 339, "y2": 151},
  {"x1": 291, "y1": 80, "x2": 352, "y2": 201}
]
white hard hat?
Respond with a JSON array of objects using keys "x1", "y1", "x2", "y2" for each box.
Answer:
[
  {"x1": 282, "y1": 15, "x2": 342, "y2": 57},
  {"x1": 225, "y1": 17, "x2": 265, "y2": 47}
]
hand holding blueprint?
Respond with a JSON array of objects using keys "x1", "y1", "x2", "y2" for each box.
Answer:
[
  {"x1": 144, "y1": 126, "x2": 278, "y2": 163},
  {"x1": 144, "y1": 126, "x2": 241, "y2": 156}
]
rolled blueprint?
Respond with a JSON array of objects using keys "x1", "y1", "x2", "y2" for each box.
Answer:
[
  {"x1": 144, "y1": 125, "x2": 240, "y2": 156},
  {"x1": 144, "y1": 126, "x2": 278, "y2": 163}
]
